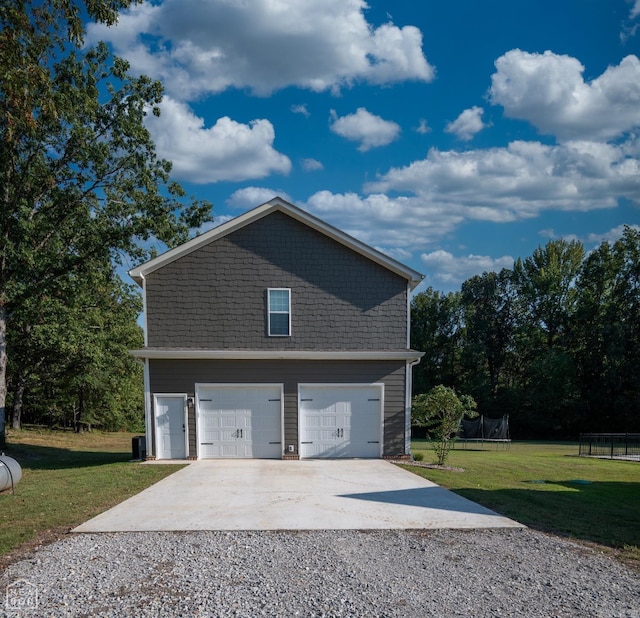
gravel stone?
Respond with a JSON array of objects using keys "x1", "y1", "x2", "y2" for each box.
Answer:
[{"x1": 1, "y1": 528, "x2": 639, "y2": 617}]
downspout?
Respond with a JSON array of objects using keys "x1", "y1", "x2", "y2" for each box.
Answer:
[
  {"x1": 141, "y1": 273, "x2": 149, "y2": 348},
  {"x1": 140, "y1": 273, "x2": 152, "y2": 458},
  {"x1": 405, "y1": 280, "x2": 423, "y2": 456},
  {"x1": 405, "y1": 358, "x2": 421, "y2": 456}
]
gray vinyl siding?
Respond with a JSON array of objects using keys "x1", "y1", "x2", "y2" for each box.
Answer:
[
  {"x1": 145, "y1": 211, "x2": 407, "y2": 350},
  {"x1": 149, "y1": 359, "x2": 406, "y2": 458}
]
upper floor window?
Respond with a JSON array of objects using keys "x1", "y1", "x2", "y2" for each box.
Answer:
[{"x1": 268, "y1": 288, "x2": 291, "y2": 336}]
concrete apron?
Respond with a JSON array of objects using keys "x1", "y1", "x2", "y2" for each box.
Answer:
[{"x1": 74, "y1": 460, "x2": 523, "y2": 533}]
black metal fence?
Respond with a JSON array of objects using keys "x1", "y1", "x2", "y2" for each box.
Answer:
[{"x1": 579, "y1": 433, "x2": 640, "y2": 460}]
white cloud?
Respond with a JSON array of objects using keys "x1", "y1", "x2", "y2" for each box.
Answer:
[
  {"x1": 303, "y1": 191, "x2": 465, "y2": 251},
  {"x1": 145, "y1": 97, "x2": 291, "y2": 183},
  {"x1": 415, "y1": 119, "x2": 431, "y2": 134},
  {"x1": 226, "y1": 187, "x2": 293, "y2": 209},
  {"x1": 539, "y1": 224, "x2": 640, "y2": 248},
  {"x1": 420, "y1": 251, "x2": 514, "y2": 285},
  {"x1": 295, "y1": 134, "x2": 640, "y2": 258},
  {"x1": 365, "y1": 140, "x2": 640, "y2": 222},
  {"x1": 329, "y1": 108, "x2": 401, "y2": 151},
  {"x1": 87, "y1": 0, "x2": 434, "y2": 99},
  {"x1": 489, "y1": 50, "x2": 640, "y2": 141},
  {"x1": 621, "y1": 1, "x2": 640, "y2": 41},
  {"x1": 291, "y1": 104, "x2": 310, "y2": 117},
  {"x1": 586, "y1": 224, "x2": 640, "y2": 245},
  {"x1": 301, "y1": 158, "x2": 324, "y2": 171},
  {"x1": 445, "y1": 106, "x2": 486, "y2": 141}
]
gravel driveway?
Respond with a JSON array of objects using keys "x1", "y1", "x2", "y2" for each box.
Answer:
[{"x1": 2, "y1": 529, "x2": 639, "y2": 617}]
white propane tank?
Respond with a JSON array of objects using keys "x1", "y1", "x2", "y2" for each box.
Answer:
[{"x1": 0, "y1": 455, "x2": 22, "y2": 492}]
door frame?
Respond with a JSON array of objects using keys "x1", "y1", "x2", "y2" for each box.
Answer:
[
  {"x1": 195, "y1": 383, "x2": 285, "y2": 459},
  {"x1": 297, "y1": 383, "x2": 385, "y2": 458},
  {"x1": 153, "y1": 393, "x2": 189, "y2": 460}
]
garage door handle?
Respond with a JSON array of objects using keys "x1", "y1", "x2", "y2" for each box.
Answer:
[
  {"x1": 269, "y1": 441, "x2": 281, "y2": 444},
  {"x1": 301, "y1": 441, "x2": 313, "y2": 444},
  {"x1": 300, "y1": 398, "x2": 312, "y2": 401},
  {"x1": 367, "y1": 441, "x2": 379, "y2": 444}
]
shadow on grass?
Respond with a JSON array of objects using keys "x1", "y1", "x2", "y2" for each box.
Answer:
[
  {"x1": 453, "y1": 480, "x2": 640, "y2": 550},
  {"x1": 2, "y1": 442, "x2": 132, "y2": 470}
]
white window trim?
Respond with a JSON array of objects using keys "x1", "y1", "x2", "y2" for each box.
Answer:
[{"x1": 267, "y1": 288, "x2": 291, "y2": 337}]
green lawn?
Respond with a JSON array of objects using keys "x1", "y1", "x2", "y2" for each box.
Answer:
[
  {"x1": 2, "y1": 432, "x2": 638, "y2": 569},
  {"x1": 0, "y1": 429, "x2": 184, "y2": 563},
  {"x1": 402, "y1": 440, "x2": 640, "y2": 566}
]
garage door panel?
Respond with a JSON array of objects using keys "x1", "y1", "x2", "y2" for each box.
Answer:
[
  {"x1": 299, "y1": 385, "x2": 383, "y2": 459},
  {"x1": 197, "y1": 385, "x2": 282, "y2": 459}
]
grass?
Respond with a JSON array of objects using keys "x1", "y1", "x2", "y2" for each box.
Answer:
[
  {"x1": 0, "y1": 429, "x2": 184, "y2": 564},
  {"x1": 2, "y1": 432, "x2": 638, "y2": 569},
  {"x1": 402, "y1": 440, "x2": 640, "y2": 567}
]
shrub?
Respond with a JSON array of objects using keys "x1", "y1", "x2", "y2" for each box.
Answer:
[{"x1": 412, "y1": 385, "x2": 477, "y2": 465}]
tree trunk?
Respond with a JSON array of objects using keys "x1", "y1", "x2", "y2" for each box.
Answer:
[
  {"x1": 0, "y1": 304, "x2": 7, "y2": 447},
  {"x1": 11, "y1": 372, "x2": 26, "y2": 430},
  {"x1": 74, "y1": 387, "x2": 84, "y2": 433}
]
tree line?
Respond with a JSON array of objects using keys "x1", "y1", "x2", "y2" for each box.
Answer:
[
  {"x1": 1, "y1": 1, "x2": 212, "y2": 442},
  {"x1": 411, "y1": 229, "x2": 640, "y2": 438}
]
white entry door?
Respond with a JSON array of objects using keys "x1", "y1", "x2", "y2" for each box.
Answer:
[
  {"x1": 299, "y1": 384, "x2": 383, "y2": 458},
  {"x1": 196, "y1": 384, "x2": 282, "y2": 458},
  {"x1": 155, "y1": 395, "x2": 187, "y2": 459}
]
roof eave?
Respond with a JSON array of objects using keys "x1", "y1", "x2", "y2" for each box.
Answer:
[
  {"x1": 130, "y1": 348, "x2": 425, "y2": 362},
  {"x1": 127, "y1": 197, "x2": 425, "y2": 288}
]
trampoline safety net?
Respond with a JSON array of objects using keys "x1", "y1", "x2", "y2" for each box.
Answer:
[{"x1": 459, "y1": 415, "x2": 510, "y2": 440}]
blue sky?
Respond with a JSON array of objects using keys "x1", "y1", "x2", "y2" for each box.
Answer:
[{"x1": 88, "y1": 0, "x2": 640, "y2": 294}]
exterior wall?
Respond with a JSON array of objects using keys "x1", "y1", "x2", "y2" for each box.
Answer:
[
  {"x1": 149, "y1": 359, "x2": 407, "y2": 458},
  {"x1": 145, "y1": 211, "x2": 408, "y2": 350}
]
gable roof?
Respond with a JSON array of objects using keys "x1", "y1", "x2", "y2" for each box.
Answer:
[{"x1": 129, "y1": 197, "x2": 424, "y2": 289}]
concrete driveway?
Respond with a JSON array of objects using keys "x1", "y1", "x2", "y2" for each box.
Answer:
[{"x1": 74, "y1": 460, "x2": 523, "y2": 532}]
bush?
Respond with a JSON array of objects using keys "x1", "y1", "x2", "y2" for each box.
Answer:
[{"x1": 412, "y1": 385, "x2": 477, "y2": 465}]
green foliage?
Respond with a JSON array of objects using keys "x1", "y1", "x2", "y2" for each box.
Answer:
[
  {"x1": 8, "y1": 263, "x2": 145, "y2": 430},
  {"x1": 0, "y1": 1, "x2": 213, "y2": 443},
  {"x1": 411, "y1": 229, "x2": 640, "y2": 438},
  {"x1": 410, "y1": 288, "x2": 463, "y2": 393},
  {"x1": 412, "y1": 385, "x2": 477, "y2": 465}
]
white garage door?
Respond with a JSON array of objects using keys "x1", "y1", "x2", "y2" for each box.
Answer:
[
  {"x1": 299, "y1": 384, "x2": 383, "y2": 458},
  {"x1": 196, "y1": 384, "x2": 283, "y2": 458}
]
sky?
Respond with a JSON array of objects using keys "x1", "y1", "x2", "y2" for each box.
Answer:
[{"x1": 87, "y1": 0, "x2": 640, "y2": 294}]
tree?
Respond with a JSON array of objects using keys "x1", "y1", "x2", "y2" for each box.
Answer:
[
  {"x1": 460, "y1": 269, "x2": 516, "y2": 401},
  {"x1": 512, "y1": 239, "x2": 585, "y2": 348},
  {"x1": 412, "y1": 385, "x2": 477, "y2": 465},
  {"x1": 0, "y1": 1, "x2": 212, "y2": 445},
  {"x1": 572, "y1": 227, "x2": 640, "y2": 431},
  {"x1": 410, "y1": 288, "x2": 463, "y2": 394},
  {"x1": 8, "y1": 261, "x2": 144, "y2": 431},
  {"x1": 511, "y1": 240, "x2": 584, "y2": 435}
]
